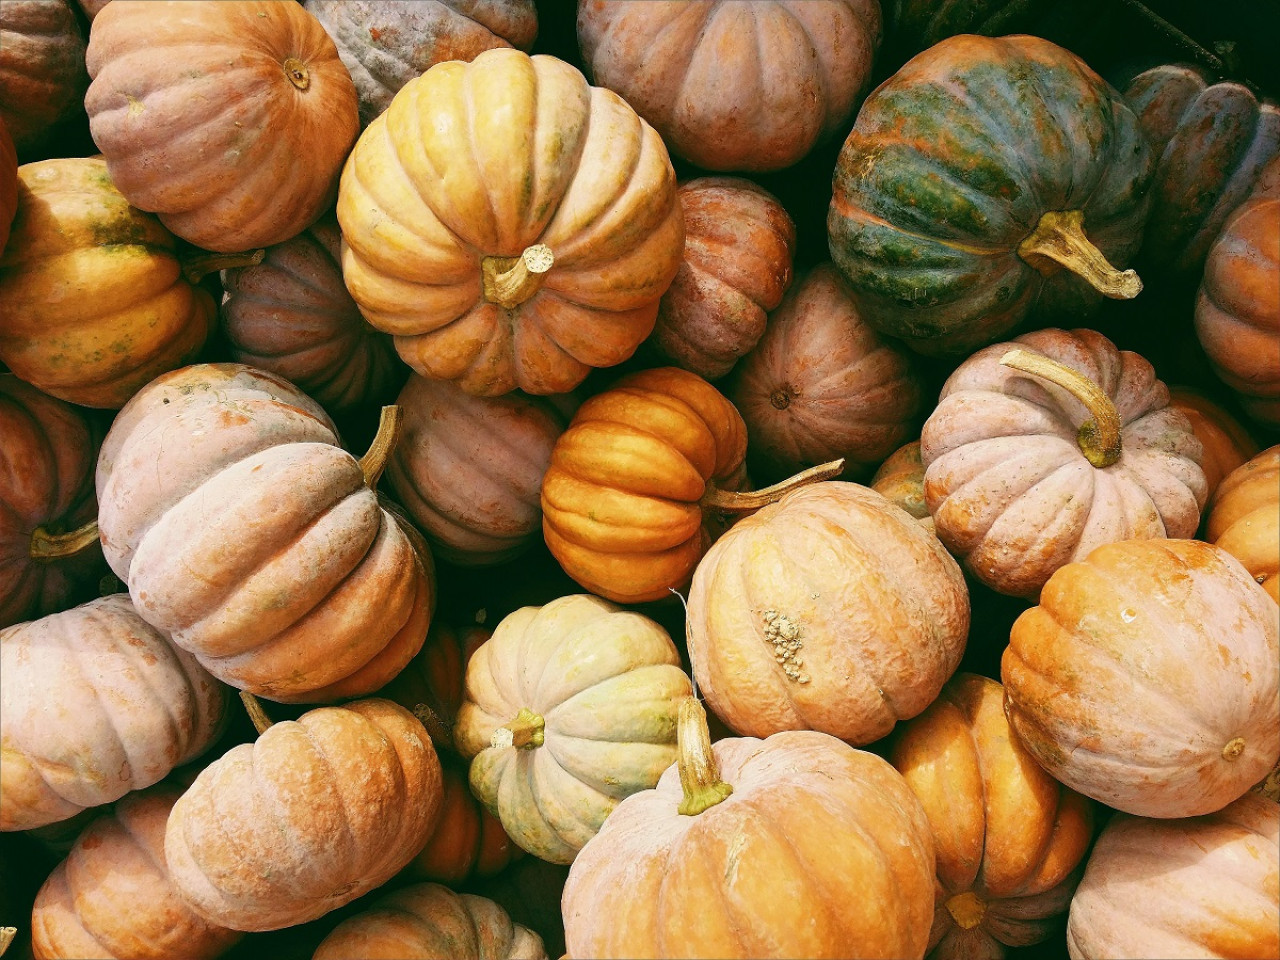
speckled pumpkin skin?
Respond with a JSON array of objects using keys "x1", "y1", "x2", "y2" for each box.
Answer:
[
  {"x1": 828, "y1": 34, "x2": 1153, "y2": 355},
  {"x1": 1206, "y1": 446, "x2": 1279, "y2": 604}
]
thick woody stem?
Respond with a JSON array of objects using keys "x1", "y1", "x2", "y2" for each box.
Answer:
[
  {"x1": 482, "y1": 244, "x2": 554, "y2": 309},
  {"x1": 0, "y1": 927, "x2": 15, "y2": 957},
  {"x1": 1000, "y1": 349, "x2": 1122, "y2": 468},
  {"x1": 240, "y1": 691, "x2": 273, "y2": 736},
  {"x1": 491, "y1": 708, "x2": 545, "y2": 750},
  {"x1": 412, "y1": 703, "x2": 455, "y2": 752},
  {"x1": 359, "y1": 406, "x2": 402, "y2": 489},
  {"x1": 29, "y1": 520, "x2": 99, "y2": 559},
  {"x1": 1018, "y1": 210, "x2": 1142, "y2": 299},
  {"x1": 181, "y1": 248, "x2": 266, "y2": 284},
  {"x1": 701, "y1": 459, "x2": 845, "y2": 512},
  {"x1": 677, "y1": 698, "x2": 733, "y2": 816}
]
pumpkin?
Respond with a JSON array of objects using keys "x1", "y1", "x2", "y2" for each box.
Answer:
[
  {"x1": 922, "y1": 327, "x2": 1207, "y2": 599},
  {"x1": 687, "y1": 481, "x2": 968, "y2": 745},
  {"x1": 1123, "y1": 63, "x2": 1280, "y2": 274},
  {"x1": 338, "y1": 46, "x2": 684, "y2": 397},
  {"x1": 577, "y1": 0, "x2": 883, "y2": 172},
  {"x1": 30, "y1": 786, "x2": 242, "y2": 960},
  {"x1": 454, "y1": 594, "x2": 692, "y2": 864},
  {"x1": 379, "y1": 620, "x2": 490, "y2": 749},
  {"x1": 828, "y1": 34, "x2": 1153, "y2": 356},
  {"x1": 305, "y1": 0, "x2": 538, "y2": 127},
  {"x1": 386, "y1": 374, "x2": 569, "y2": 566},
  {"x1": 0, "y1": 118, "x2": 14, "y2": 256},
  {"x1": 870, "y1": 440, "x2": 933, "y2": 533},
  {"x1": 220, "y1": 214, "x2": 404, "y2": 414},
  {"x1": 0, "y1": 375, "x2": 104, "y2": 629},
  {"x1": 1167, "y1": 386, "x2": 1259, "y2": 503},
  {"x1": 85, "y1": 0, "x2": 359, "y2": 252},
  {"x1": 0, "y1": 0, "x2": 87, "y2": 156},
  {"x1": 728, "y1": 262, "x2": 924, "y2": 483},
  {"x1": 1206, "y1": 446, "x2": 1279, "y2": 603},
  {"x1": 1003, "y1": 538, "x2": 1280, "y2": 818},
  {"x1": 0, "y1": 157, "x2": 218, "y2": 408},
  {"x1": 0, "y1": 594, "x2": 228, "y2": 832},
  {"x1": 1195, "y1": 194, "x2": 1280, "y2": 427},
  {"x1": 890, "y1": 673, "x2": 1095, "y2": 960},
  {"x1": 166, "y1": 698, "x2": 443, "y2": 932},
  {"x1": 561, "y1": 698, "x2": 936, "y2": 958},
  {"x1": 95, "y1": 363, "x2": 434, "y2": 703},
  {"x1": 1065, "y1": 792, "x2": 1279, "y2": 959}
]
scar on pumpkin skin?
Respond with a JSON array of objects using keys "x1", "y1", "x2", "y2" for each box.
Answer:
[{"x1": 761, "y1": 609, "x2": 809, "y2": 683}]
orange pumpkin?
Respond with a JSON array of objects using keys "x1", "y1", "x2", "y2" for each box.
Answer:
[
  {"x1": 0, "y1": 0, "x2": 87, "y2": 155},
  {"x1": 1167, "y1": 386, "x2": 1259, "y2": 502},
  {"x1": 338, "y1": 47, "x2": 683, "y2": 397},
  {"x1": 378, "y1": 620, "x2": 490, "y2": 749},
  {"x1": 1206, "y1": 445, "x2": 1279, "y2": 603},
  {"x1": 0, "y1": 117, "x2": 14, "y2": 255},
  {"x1": 870, "y1": 441, "x2": 933, "y2": 533}
]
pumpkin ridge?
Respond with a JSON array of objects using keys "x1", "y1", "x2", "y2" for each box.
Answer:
[
  {"x1": 103, "y1": 610, "x2": 192, "y2": 765},
  {"x1": 280, "y1": 720, "x2": 363, "y2": 890},
  {"x1": 647, "y1": 2, "x2": 716, "y2": 131},
  {"x1": 829, "y1": 192, "x2": 1008, "y2": 257}
]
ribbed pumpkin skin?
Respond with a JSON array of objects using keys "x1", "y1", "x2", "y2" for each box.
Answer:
[
  {"x1": 1206, "y1": 446, "x2": 1279, "y2": 603},
  {"x1": 1195, "y1": 195, "x2": 1280, "y2": 427},
  {"x1": 1123, "y1": 63, "x2": 1280, "y2": 274},
  {"x1": 1167, "y1": 386, "x2": 1259, "y2": 503},
  {"x1": 221, "y1": 216, "x2": 404, "y2": 414},
  {"x1": 891, "y1": 673, "x2": 1095, "y2": 960},
  {"x1": 166, "y1": 699, "x2": 443, "y2": 932},
  {"x1": 687, "y1": 482, "x2": 968, "y2": 745},
  {"x1": 0, "y1": 594, "x2": 228, "y2": 832},
  {"x1": 540, "y1": 367, "x2": 748, "y2": 604},
  {"x1": 828, "y1": 35, "x2": 1153, "y2": 355},
  {"x1": 85, "y1": 0, "x2": 359, "y2": 252},
  {"x1": 1066, "y1": 793, "x2": 1279, "y2": 959},
  {"x1": 31, "y1": 787, "x2": 242, "y2": 960},
  {"x1": 0, "y1": 118, "x2": 15, "y2": 255},
  {"x1": 454, "y1": 595, "x2": 692, "y2": 864},
  {"x1": 577, "y1": 0, "x2": 882, "y2": 172},
  {"x1": 306, "y1": 0, "x2": 537, "y2": 127},
  {"x1": 0, "y1": 0, "x2": 87, "y2": 155},
  {"x1": 562, "y1": 730, "x2": 936, "y2": 959},
  {"x1": 338, "y1": 47, "x2": 683, "y2": 397},
  {"x1": 95, "y1": 363, "x2": 434, "y2": 703},
  {"x1": 870, "y1": 440, "x2": 933, "y2": 532},
  {"x1": 729, "y1": 263, "x2": 923, "y2": 482},
  {"x1": 1003, "y1": 539, "x2": 1280, "y2": 819},
  {"x1": 314, "y1": 883, "x2": 546, "y2": 960},
  {"x1": 922, "y1": 328, "x2": 1207, "y2": 599},
  {"x1": 0, "y1": 158, "x2": 216, "y2": 408},
  {"x1": 402, "y1": 759, "x2": 519, "y2": 886}
]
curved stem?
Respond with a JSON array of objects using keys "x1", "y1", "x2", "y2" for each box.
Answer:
[
  {"x1": 359, "y1": 405, "x2": 402, "y2": 489},
  {"x1": 29, "y1": 519, "x2": 99, "y2": 559},
  {"x1": 482, "y1": 244, "x2": 554, "y2": 309},
  {"x1": 491, "y1": 707, "x2": 544, "y2": 750},
  {"x1": 1017, "y1": 210, "x2": 1142, "y2": 299},
  {"x1": 181, "y1": 248, "x2": 265, "y2": 284},
  {"x1": 240, "y1": 691, "x2": 273, "y2": 737},
  {"x1": 1000, "y1": 349, "x2": 1122, "y2": 468},
  {"x1": 412, "y1": 702, "x2": 454, "y2": 752},
  {"x1": 0, "y1": 927, "x2": 15, "y2": 958},
  {"x1": 701, "y1": 459, "x2": 845, "y2": 512},
  {"x1": 677, "y1": 698, "x2": 733, "y2": 816}
]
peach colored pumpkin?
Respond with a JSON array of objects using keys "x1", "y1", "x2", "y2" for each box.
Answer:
[
  {"x1": 1167, "y1": 386, "x2": 1259, "y2": 502},
  {"x1": 1065, "y1": 792, "x2": 1279, "y2": 959},
  {"x1": 870, "y1": 440, "x2": 933, "y2": 533},
  {"x1": 1206, "y1": 445, "x2": 1279, "y2": 603},
  {"x1": 891, "y1": 673, "x2": 1095, "y2": 959},
  {"x1": 0, "y1": 0, "x2": 87, "y2": 155},
  {"x1": 31, "y1": 786, "x2": 242, "y2": 960},
  {"x1": 687, "y1": 481, "x2": 969, "y2": 745},
  {"x1": 165, "y1": 698, "x2": 443, "y2": 932},
  {"x1": 338, "y1": 47, "x2": 683, "y2": 397},
  {"x1": 1003, "y1": 538, "x2": 1280, "y2": 818},
  {"x1": 0, "y1": 594, "x2": 228, "y2": 832}
]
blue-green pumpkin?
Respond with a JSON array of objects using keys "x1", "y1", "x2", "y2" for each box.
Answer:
[{"x1": 828, "y1": 34, "x2": 1154, "y2": 356}]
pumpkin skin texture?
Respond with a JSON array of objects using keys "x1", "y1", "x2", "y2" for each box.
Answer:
[
  {"x1": 922, "y1": 327, "x2": 1207, "y2": 599},
  {"x1": 1206, "y1": 446, "x2": 1279, "y2": 604},
  {"x1": 165, "y1": 698, "x2": 442, "y2": 932},
  {"x1": 313, "y1": 883, "x2": 545, "y2": 960},
  {"x1": 84, "y1": 0, "x2": 359, "y2": 252},
  {"x1": 728, "y1": 262, "x2": 924, "y2": 483},
  {"x1": 95, "y1": 363, "x2": 434, "y2": 703},
  {"x1": 1003, "y1": 538, "x2": 1280, "y2": 819},
  {"x1": 1167, "y1": 386, "x2": 1259, "y2": 503},
  {"x1": 30, "y1": 787, "x2": 242, "y2": 960},
  {"x1": 1123, "y1": 63, "x2": 1280, "y2": 275},
  {"x1": 1195, "y1": 195, "x2": 1280, "y2": 427},
  {"x1": 687, "y1": 481, "x2": 968, "y2": 745},
  {"x1": 0, "y1": 0, "x2": 88, "y2": 156},
  {"x1": 577, "y1": 1, "x2": 883, "y2": 173},
  {"x1": 221, "y1": 215, "x2": 404, "y2": 414},
  {"x1": 454, "y1": 594, "x2": 692, "y2": 864},
  {"x1": 0, "y1": 157, "x2": 216, "y2": 408},
  {"x1": 1065, "y1": 793, "x2": 1279, "y2": 960},
  {"x1": 0, "y1": 117, "x2": 15, "y2": 256},
  {"x1": 0, "y1": 594, "x2": 228, "y2": 832},
  {"x1": 828, "y1": 35, "x2": 1153, "y2": 356},
  {"x1": 891, "y1": 673, "x2": 1095, "y2": 960},
  {"x1": 870, "y1": 440, "x2": 933, "y2": 533},
  {"x1": 305, "y1": 0, "x2": 537, "y2": 127},
  {"x1": 338, "y1": 47, "x2": 684, "y2": 398}
]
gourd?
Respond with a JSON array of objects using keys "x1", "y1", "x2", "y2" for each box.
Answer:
[
  {"x1": 1167, "y1": 386, "x2": 1258, "y2": 502},
  {"x1": 870, "y1": 441, "x2": 933, "y2": 533},
  {"x1": 0, "y1": 0, "x2": 87, "y2": 155},
  {"x1": 1205, "y1": 446, "x2": 1279, "y2": 603}
]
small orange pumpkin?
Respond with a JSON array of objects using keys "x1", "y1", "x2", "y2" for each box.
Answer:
[
  {"x1": 1205, "y1": 445, "x2": 1279, "y2": 603},
  {"x1": 1167, "y1": 386, "x2": 1259, "y2": 502},
  {"x1": 870, "y1": 441, "x2": 933, "y2": 533}
]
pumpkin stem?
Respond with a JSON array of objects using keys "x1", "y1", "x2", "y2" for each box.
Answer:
[
  {"x1": 412, "y1": 702, "x2": 455, "y2": 752},
  {"x1": 359, "y1": 406, "x2": 402, "y2": 489},
  {"x1": 29, "y1": 520, "x2": 99, "y2": 560},
  {"x1": 1017, "y1": 210, "x2": 1142, "y2": 300},
  {"x1": 492, "y1": 708, "x2": 544, "y2": 750},
  {"x1": 181, "y1": 248, "x2": 266, "y2": 284},
  {"x1": 482, "y1": 244, "x2": 554, "y2": 309},
  {"x1": 677, "y1": 698, "x2": 733, "y2": 816},
  {"x1": 240, "y1": 691, "x2": 273, "y2": 736},
  {"x1": 282, "y1": 57, "x2": 311, "y2": 91},
  {"x1": 701, "y1": 459, "x2": 845, "y2": 512},
  {"x1": 1223, "y1": 736, "x2": 1247, "y2": 760},
  {"x1": 999, "y1": 349, "x2": 1122, "y2": 468},
  {"x1": 0, "y1": 927, "x2": 15, "y2": 957},
  {"x1": 945, "y1": 891, "x2": 987, "y2": 931}
]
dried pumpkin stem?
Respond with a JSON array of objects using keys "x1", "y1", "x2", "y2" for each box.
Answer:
[
  {"x1": 180, "y1": 248, "x2": 266, "y2": 284},
  {"x1": 358, "y1": 406, "x2": 402, "y2": 489},
  {"x1": 945, "y1": 891, "x2": 987, "y2": 931},
  {"x1": 1018, "y1": 210, "x2": 1142, "y2": 299},
  {"x1": 282, "y1": 57, "x2": 311, "y2": 91},
  {"x1": 411, "y1": 702, "x2": 455, "y2": 752},
  {"x1": 240, "y1": 691, "x2": 273, "y2": 736},
  {"x1": 492, "y1": 708, "x2": 544, "y2": 750},
  {"x1": 29, "y1": 519, "x2": 99, "y2": 560},
  {"x1": 701, "y1": 458, "x2": 845, "y2": 512},
  {"x1": 1000, "y1": 349, "x2": 1122, "y2": 468},
  {"x1": 1223, "y1": 736, "x2": 1247, "y2": 760},
  {"x1": 0, "y1": 927, "x2": 15, "y2": 958},
  {"x1": 482, "y1": 244, "x2": 554, "y2": 309},
  {"x1": 677, "y1": 698, "x2": 733, "y2": 816}
]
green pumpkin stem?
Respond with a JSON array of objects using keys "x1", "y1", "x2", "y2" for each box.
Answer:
[
  {"x1": 181, "y1": 248, "x2": 266, "y2": 284},
  {"x1": 1017, "y1": 210, "x2": 1142, "y2": 300},
  {"x1": 240, "y1": 691, "x2": 273, "y2": 736},
  {"x1": 999, "y1": 349, "x2": 1122, "y2": 468},
  {"x1": 701, "y1": 458, "x2": 845, "y2": 512},
  {"x1": 29, "y1": 520, "x2": 99, "y2": 560},
  {"x1": 358, "y1": 406, "x2": 402, "y2": 489},
  {"x1": 492, "y1": 707, "x2": 545, "y2": 750},
  {"x1": 482, "y1": 244, "x2": 554, "y2": 309},
  {"x1": 677, "y1": 698, "x2": 733, "y2": 816}
]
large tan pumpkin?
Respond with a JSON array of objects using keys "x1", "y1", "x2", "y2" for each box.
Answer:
[
  {"x1": 338, "y1": 47, "x2": 684, "y2": 397},
  {"x1": 0, "y1": 0, "x2": 87, "y2": 155},
  {"x1": 1206, "y1": 445, "x2": 1279, "y2": 603}
]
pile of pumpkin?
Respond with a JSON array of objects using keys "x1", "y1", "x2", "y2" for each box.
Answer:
[{"x1": 0, "y1": 1, "x2": 1277, "y2": 958}]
